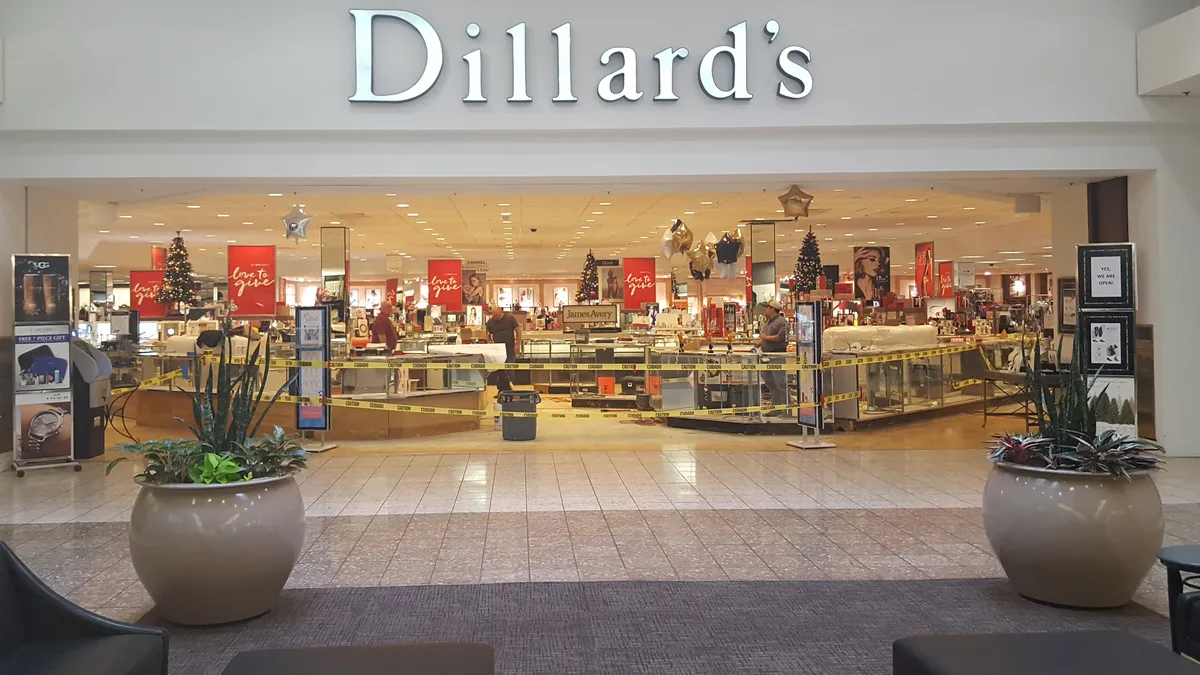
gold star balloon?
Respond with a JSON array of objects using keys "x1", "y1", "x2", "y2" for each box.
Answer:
[
  {"x1": 778, "y1": 185, "x2": 815, "y2": 219},
  {"x1": 670, "y1": 219, "x2": 695, "y2": 254}
]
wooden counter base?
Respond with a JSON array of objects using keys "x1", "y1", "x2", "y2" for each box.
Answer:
[{"x1": 125, "y1": 389, "x2": 485, "y2": 441}]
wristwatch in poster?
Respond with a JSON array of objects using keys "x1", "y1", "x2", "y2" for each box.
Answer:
[{"x1": 27, "y1": 408, "x2": 65, "y2": 455}]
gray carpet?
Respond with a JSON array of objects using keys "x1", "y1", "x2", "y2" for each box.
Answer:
[{"x1": 152, "y1": 579, "x2": 1169, "y2": 675}]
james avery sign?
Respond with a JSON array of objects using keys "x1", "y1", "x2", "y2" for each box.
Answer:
[{"x1": 350, "y1": 10, "x2": 813, "y2": 104}]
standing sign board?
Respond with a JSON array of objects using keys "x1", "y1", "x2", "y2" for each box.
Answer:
[
  {"x1": 295, "y1": 306, "x2": 331, "y2": 431},
  {"x1": 11, "y1": 254, "x2": 78, "y2": 473},
  {"x1": 792, "y1": 301, "x2": 823, "y2": 430},
  {"x1": 1076, "y1": 243, "x2": 1139, "y2": 436}
]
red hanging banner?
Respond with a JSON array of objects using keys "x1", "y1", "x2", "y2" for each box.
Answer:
[
  {"x1": 150, "y1": 247, "x2": 168, "y2": 272},
  {"x1": 130, "y1": 270, "x2": 169, "y2": 319},
  {"x1": 385, "y1": 278, "x2": 399, "y2": 305},
  {"x1": 227, "y1": 245, "x2": 277, "y2": 316},
  {"x1": 623, "y1": 258, "x2": 656, "y2": 310},
  {"x1": 427, "y1": 260, "x2": 463, "y2": 311},
  {"x1": 937, "y1": 261, "x2": 955, "y2": 298},
  {"x1": 914, "y1": 242, "x2": 935, "y2": 298}
]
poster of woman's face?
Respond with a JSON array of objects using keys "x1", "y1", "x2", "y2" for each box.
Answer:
[
  {"x1": 463, "y1": 271, "x2": 486, "y2": 305},
  {"x1": 853, "y1": 246, "x2": 891, "y2": 300}
]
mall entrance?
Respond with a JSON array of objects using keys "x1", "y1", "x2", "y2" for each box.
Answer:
[{"x1": 57, "y1": 176, "x2": 1127, "y2": 455}]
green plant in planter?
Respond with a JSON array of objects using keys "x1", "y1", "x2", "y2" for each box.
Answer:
[
  {"x1": 107, "y1": 322, "x2": 307, "y2": 484},
  {"x1": 988, "y1": 335, "x2": 1163, "y2": 479}
]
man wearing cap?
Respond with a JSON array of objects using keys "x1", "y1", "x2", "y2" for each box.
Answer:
[{"x1": 760, "y1": 300, "x2": 791, "y2": 415}]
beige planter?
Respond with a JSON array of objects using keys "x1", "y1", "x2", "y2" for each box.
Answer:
[
  {"x1": 129, "y1": 474, "x2": 305, "y2": 625},
  {"x1": 982, "y1": 462, "x2": 1163, "y2": 609}
]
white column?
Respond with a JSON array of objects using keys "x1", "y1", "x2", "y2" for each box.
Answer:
[
  {"x1": 0, "y1": 185, "x2": 28, "y2": 337},
  {"x1": 1048, "y1": 184, "x2": 1088, "y2": 349},
  {"x1": 1129, "y1": 141, "x2": 1200, "y2": 456}
]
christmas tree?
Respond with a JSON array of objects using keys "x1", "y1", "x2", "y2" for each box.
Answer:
[
  {"x1": 156, "y1": 231, "x2": 200, "y2": 309},
  {"x1": 575, "y1": 250, "x2": 599, "y2": 303},
  {"x1": 792, "y1": 227, "x2": 823, "y2": 294}
]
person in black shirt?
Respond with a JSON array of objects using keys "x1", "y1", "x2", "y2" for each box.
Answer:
[{"x1": 485, "y1": 305, "x2": 521, "y2": 393}]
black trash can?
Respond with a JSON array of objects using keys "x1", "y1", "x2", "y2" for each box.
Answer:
[{"x1": 498, "y1": 390, "x2": 541, "y2": 441}]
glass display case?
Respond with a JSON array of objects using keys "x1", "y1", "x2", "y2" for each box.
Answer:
[
  {"x1": 569, "y1": 343, "x2": 651, "y2": 409},
  {"x1": 518, "y1": 339, "x2": 574, "y2": 393},
  {"x1": 338, "y1": 352, "x2": 486, "y2": 399}
]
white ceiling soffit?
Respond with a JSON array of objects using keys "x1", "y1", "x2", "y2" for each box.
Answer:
[{"x1": 1137, "y1": 5, "x2": 1200, "y2": 96}]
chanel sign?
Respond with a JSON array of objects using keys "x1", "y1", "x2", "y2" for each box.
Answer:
[{"x1": 350, "y1": 10, "x2": 813, "y2": 104}]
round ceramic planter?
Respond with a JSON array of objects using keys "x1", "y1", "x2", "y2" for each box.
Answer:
[
  {"x1": 129, "y1": 474, "x2": 305, "y2": 625},
  {"x1": 982, "y1": 462, "x2": 1163, "y2": 609}
]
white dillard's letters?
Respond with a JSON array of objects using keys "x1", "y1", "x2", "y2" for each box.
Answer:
[{"x1": 349, "y1": 10, "x2": 813, "y2": 104}]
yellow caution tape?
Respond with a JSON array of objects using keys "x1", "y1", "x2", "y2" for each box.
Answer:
[
  {"x1": 277, "y1": 394, "x2": 852, "y2": 420},
  {"x1": 218, "y1": 343, "x2": 980, "y2": 373},
  {"x1": 113, "y1": 370, "x2": 185, "y2": 389},
  {"x1": 953, "y1": 378, "x2": 985, "y2": 390}
]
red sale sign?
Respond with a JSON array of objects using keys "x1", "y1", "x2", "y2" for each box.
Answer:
[
  {"x1": 227, "y1": 245, "x2": 277, "y2": 316},
  {"x1": 623, "y1": 258, "x2": 656, "y2": 310},
  {"x1": 427, "y1": 260, "x2": 463, "y2": 311},
  {"x1": 937, "y1": 260, "x2": 955, "y2": 298},
  {"x1": 130, "y1": 270, "x2": 169, "y2": 319},
  {"x1": 385, "y1": 278, "x2": 399, "y2": 305}
]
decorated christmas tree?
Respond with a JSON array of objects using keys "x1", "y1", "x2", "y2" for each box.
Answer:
[
  {"x1": 156, "y1": 231, "x2": 200, "y2": 309},
  {"x1": 792, "y1": 227, "x2": 823, "y2": 294},
  {"x1": 575, "y1": 250, "x2": 599, "y2": 303}
]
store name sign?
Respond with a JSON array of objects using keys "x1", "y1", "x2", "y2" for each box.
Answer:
[
  {"x1": 562, "y1": 304, "x2": 619, "y2": 325},
  {"x1": 349, "y1": 10, "x2": 813, "y2": 104}
]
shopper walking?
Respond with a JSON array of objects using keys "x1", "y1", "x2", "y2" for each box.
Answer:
[
  {"x1": 760, "y1": 300, "x2": 791, "y2": 415},
  {"x1": 486, "y1": 305, "x2": 521, "y2": 393}
]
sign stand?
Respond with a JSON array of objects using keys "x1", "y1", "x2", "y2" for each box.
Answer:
[
  {"x1": 12, "y1": 254, "x2": 81, "y2": 476},
  {"x1": 786, "y1": 301, "x2": 836, "y2": 450},
  {"x1": 294, "y1": 306, "x2": 335, "y2": 452}
]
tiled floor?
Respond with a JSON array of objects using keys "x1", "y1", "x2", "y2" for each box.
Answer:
[{"x1": 2, "y1": 449, "x2": 1198, "y2": 623}]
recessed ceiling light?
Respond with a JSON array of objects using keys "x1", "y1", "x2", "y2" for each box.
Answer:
[
  {"x1": 330, "y1": 221, "x2": 341, "y2": 225},
  {"x1": 844, "y1": 233, "x2": 854, "y2": 237},
  {"x1": 927, "y1": 215, "x2": 938, "y2": 219},
  {"x1": 129, "y1": 235, "x2": 139, "y2": 239},
  {"x1": 840, "y1": 216, "x2": 852, "y2": 220},
  {"x1": 999, "y1": 250, "x2": 1025, "y2": 254},
  {"x1": 416, "y1": 221, "x2": 426, "y2": 225},
  {"x1": 905, "y1": 198, "x2": 919, "y2": 202},
  {"x1": 423, "y1": 228, "x2": 433, "y2": 231},
  {"x1": 1005, "y1": 258, "x2": 1026, "y2": 262},
  {"x1": 217, "y1": 213, "x2": 229, "y2": 218},
  {"x1": 385, "y1": 193, "x2": 397, "y2": 197},
  {"x1": 186, "y1": 205, "x2": 200, "y2": 209},
  {"x1": 592, "y1": 211, "x2": 603, "y2": 215},
  {"x1": 582, "y1": 226, "x2": 591, "y2": 229},
  {"x1": 226, "y1": 240, "x2": 236, "y2": 243},
  {"x1": 975, "y1": 221, "x2": 986, "y2": 225},
  {"x1": 500, "y1": 212, "x2": 512, "y2": 217},
  {"x1": 942, "y1": 227, "x2": 952, "y2": 230},
  {"x1": 98, "y1": 230, "x2": 110, "y2": 234},
  {"x1": 1042, "y1": 246, "x2": 1053, "y2": 250},
  {"x1": 867, "y1": 241, "x2": 876, "y2": 244},
  {"x1": 640, "y1": 236, "x2": 649, "y2": 239},
  {"x1": 1042, "y1": 254, "x2": 1053, "y2": 258},
  {"x1": 700, "y1": 201, "x2": 713, "y2": 205},
  {"x1": 242, "y1": 221, "x2": 254, "y2": 226},
  {"x1": 776, "y1": 209, "x2": 785, "y2": 214},
  {"x1": 197, "y1": 249, "x2": 206, "y2": 252},
  {"x1": 268, "y1": 193, "x2": 283, "y2": 197},
  {"x1": 962, "y1": 255, "x2": 985, "y2": 259},
  {"x1": 181, "y1": 229, "x2": 191, "y2": 232},
  {"x1": 963, "y1": 207, "x2": 976, "y2": 211},
  {"x1": 868, "y1": 228, "x2": 878, "y2": 231},
  {"x1": 119, "y1": 214, "x2": 133, "y2": 219},
  {"x1": 824, "y1": 237, "x2": 833, "y2": 241},
  {"x1": 407, "y1": 213, "x2": 419, "y2": 217},
  {"x1": 264, "y1": 228, "x2": 274, "y2": 232}
]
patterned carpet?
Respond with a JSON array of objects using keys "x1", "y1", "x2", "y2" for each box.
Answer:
[{"x1": 154, "y1": 579, "x2": 1170, "y2": 675}]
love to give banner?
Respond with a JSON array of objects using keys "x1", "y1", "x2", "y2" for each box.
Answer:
[
  {"x1": 622, "y1": 257, "x2": 656, "y2": 310},
  {"x1": 227, "y1": 245, "x2": 277, "y2": 316},
  {"x1": 427, "y1": 259, "x2": 463, "y2": 312},
  {"x1": 129, "y1": 270, "x2": 168, "y2": 319}
]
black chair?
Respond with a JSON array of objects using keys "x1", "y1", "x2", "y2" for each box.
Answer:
[
  {"x1": 1177, "y1": 592, "x2": 1200, "y2": 662},
  {"x1": 0, "y1": 542, "x2": 168, "y2": 675}
]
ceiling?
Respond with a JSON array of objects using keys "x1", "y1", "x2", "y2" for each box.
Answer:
[{"x1": 79, "y1": 185, "x2": 1061, "y2": 281}]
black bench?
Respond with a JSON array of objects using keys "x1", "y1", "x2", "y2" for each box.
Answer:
[
  {"x1": 220, "y1": 643, "x2": 494, "y2": 675},
  {"x1": 894, "y1": 631, "x2": 1199, "y2": 675}
]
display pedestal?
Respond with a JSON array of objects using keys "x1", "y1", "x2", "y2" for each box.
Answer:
[
  {"x1": 786, "y1": 426, "x2": 836, "y2": 450},
  {"x1": 300, "y1": 432, "x2": 337, "y2": 454}
]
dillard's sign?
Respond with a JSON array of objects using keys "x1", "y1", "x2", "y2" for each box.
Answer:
[{"x1": 350, "y1": 10, "x2": 813, "y2": 104}]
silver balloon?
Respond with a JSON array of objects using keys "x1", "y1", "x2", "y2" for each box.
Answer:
[
  {"x1": 283, "y1": 205, "x2": 313, "y2": 242},
  {"x1": 660, "y1": 228, "x2": 676, "y2": 259}
]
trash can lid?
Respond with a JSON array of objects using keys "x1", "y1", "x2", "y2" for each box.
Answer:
[{"x1": 498, "y1": 390, "x2": 542, "y2": 404}]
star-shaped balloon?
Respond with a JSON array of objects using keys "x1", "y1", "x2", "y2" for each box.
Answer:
[
  {"x1": 778, "y1": 185, "x2": 814, "y2": 219},
  {"x1": 282, "y1": 205, "x2": 312, "y2": 242}
]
